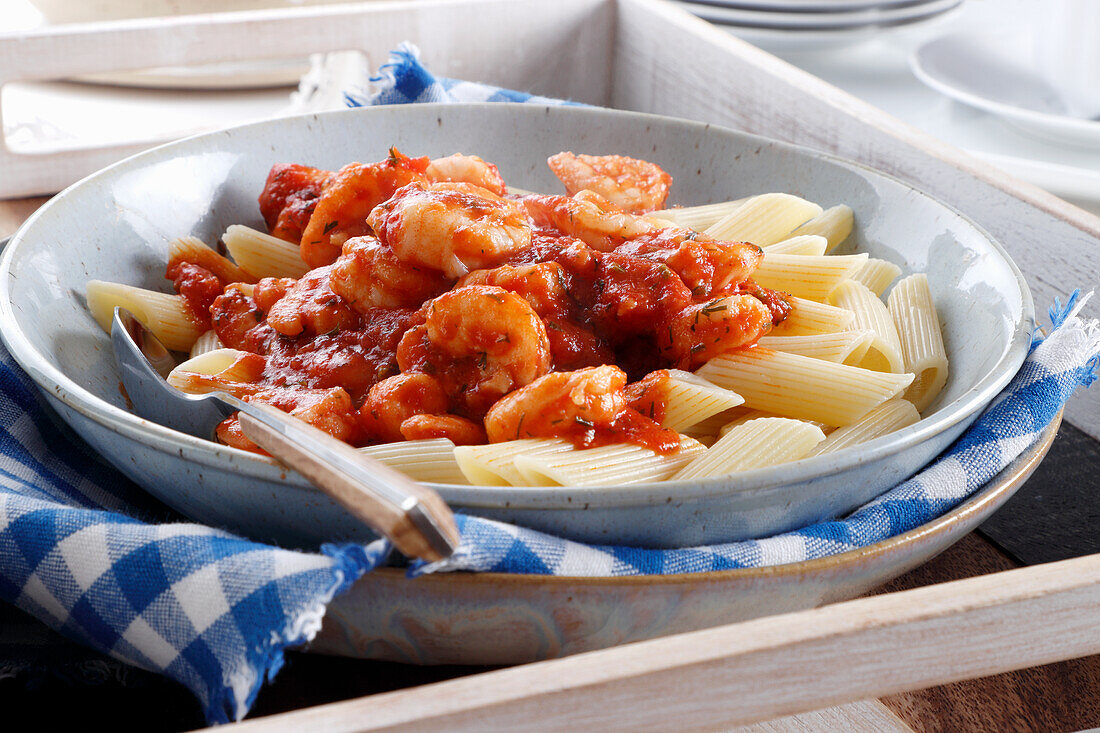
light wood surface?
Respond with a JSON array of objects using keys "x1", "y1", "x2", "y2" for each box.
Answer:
[{"x1": 224, "y1": 553, "x2": 1100, "y2": 732}]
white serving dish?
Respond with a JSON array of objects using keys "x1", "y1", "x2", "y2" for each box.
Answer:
[{"x1": 0, "y1": 103, "x2": 1032, "y2": 548}]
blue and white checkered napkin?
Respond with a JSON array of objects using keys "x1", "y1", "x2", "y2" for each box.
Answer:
[{"x1": 0, "y1": 44, "x2": 1097, "y2": 725}]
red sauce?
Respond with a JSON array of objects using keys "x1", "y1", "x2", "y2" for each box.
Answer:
[{"x1": 181, "y1": 155, "x2": 793, "y2": 456}]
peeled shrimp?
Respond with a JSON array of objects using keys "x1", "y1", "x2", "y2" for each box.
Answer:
[
  {"x1": 426, "y1": 153, "x2": 506, "y2": 195},
  {"x1": 615, "y1": 228, "x2": 764, "y2": 298},
  {"x1": 522, "y1": 193, "x2": 655, "y2": 251},
  {"x1": 397, "y1": 285, "x2": 551, "y2": 415},
  {"x1": 548, "y1": 152, "x2": 672, "y2": 214},
  {"x1": 361, "y1": 372, "x2": 449, "y2": 443},
  {"x1": 265, "y1": 265, "x2": 358, "y2": 338},
  {"x1": 330, "y1": 236, "x2": 450, "y2": 313},
  {"x1": 668, "y1": 293, "x2": 775, "y2": 368},
  {"x1": 484, "y1": 365, "x2": 627, "y2": 442},
  {"x1": 299, "y1": 149, "x2": 430, "y2": 268},
  {"x1": 369, "y1": 182, "x2": 532, "y2": 278}
]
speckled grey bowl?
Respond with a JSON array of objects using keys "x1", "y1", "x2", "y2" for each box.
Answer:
[{"x1": 0, "y1": 104, "x2": 1033, "y2": 548}]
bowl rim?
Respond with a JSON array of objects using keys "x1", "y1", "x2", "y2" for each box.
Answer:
[{"x1": 0, "y1": 102, "x2": 1036, "y2": 510}]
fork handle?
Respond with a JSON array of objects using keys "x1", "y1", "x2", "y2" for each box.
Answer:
[{"x1": 235, "y1": 402, "x2": 459, "y2": 562}]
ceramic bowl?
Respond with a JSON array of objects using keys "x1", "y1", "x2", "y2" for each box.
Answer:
[
  {"x1": 310, "y1": 415, "x2": 1059, "y2": 665},
  {"x1": 0, "y1": 104, "x2": 1034, "y2": 548}
]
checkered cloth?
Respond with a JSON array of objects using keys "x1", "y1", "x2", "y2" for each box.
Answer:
[{"x1": 0, "y1": 44, "x2": 1097, "y2": 725}]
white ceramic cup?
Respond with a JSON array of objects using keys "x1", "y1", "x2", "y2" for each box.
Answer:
[{"x1": 1033, "y1": 0, "x2": 1100, "y2": 119}]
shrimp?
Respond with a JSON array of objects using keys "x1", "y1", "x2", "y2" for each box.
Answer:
[
  {"x1": 265, "y1": 265, "x2": 358, "y2": 338},
  {"x1": 396, "y1": 285, "x2": 551, "y2": 416},
  {"x1": 217, "y1": 386, "x2": 361, "y2": 452},
  {"x1": 522, "y1": 193, "x2": 656, "y2": 252},
  {"x1": 361, "y1": 372, "x2": 449, "y2": 443},
  {"x1": 259, "y1": 163, "x2": 334, "y2": 244},
  {"x1": 426, "y1": 153, "x2": 506, "y2": 195},
  {"x1": 400, "y1": 414, "x2": 487, "y2": 445},
  {"x1": 330, "y1": 236, "x2": 450, "y2": 314},
  {"x1": 483, "y1": 365, "x2": 627, "y2": 442},
  {"x1": 369, "y1": 182, "x2": 532, "y2": 278},
  {"x1": 614, "y1": 228, "x2": 764, "y2": 298},
  {"x1": 299, "y1": 149, "x2": 430, "y2": 268},
  {"x1": 666, "y1": 293, "x2": 775, "y2": 368},
  {"x1": 547, "y1": 152, "x2": 672, "y2": 214},
  {"x1": 210, "y1": 284, "x2": 276, "y2": 353}
]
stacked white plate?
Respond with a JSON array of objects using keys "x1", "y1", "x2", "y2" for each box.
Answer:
[{"x1": 677, "y1": 0, "x2": 963, "y2": 37}]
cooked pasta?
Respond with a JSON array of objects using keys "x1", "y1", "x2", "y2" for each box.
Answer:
[
  {"x1": 704, "y1": 193, "x2": 822, "y2": 245},
  {"x1": 828, "y1": 279, "x2": 905, "y2": 373},
  {"x1": 674, "y1": 418, "x2": 825, "y2": 479},
  {"x1": 850, "y1": 258, "x2": 902, "y2": 296},
  {"x1": 762, "y1": 234, "x2": 828, "y2": 256},
  {"x1": 752, "y1": 252, "x2": 868, "y2": 301},
  {"x1": 807, "y1": 398, "x2": 920, "y2": 456},
  {"x1": 789, "y1": 204, "x2": 854, "y2": 253},
  {"x1": 889, "y1": 274, "x2": 949, "y2": 411},
  {"x1": 696, "y1": 348, "x2": 914, "y2": 426},
  {"x1": 86, "y1": 147, "x2": 949, "y2": 487}
]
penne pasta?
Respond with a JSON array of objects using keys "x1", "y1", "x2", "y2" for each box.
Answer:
[
  {"x1": 453, "y1": 439, "x2": 574, "y2": 486},
  {"x1": 761, "y1": 234, "x2": 828, "y2": 256},
  {"x1": 828, "y1": 280, "x2": 905, "y2": 373},
  {"x1": 757, "y1": 330, "x2": 875, "y2": 364},
  {"x1": 673, "y1": 418, "x2": 825, "y2": 480},
  {"x1": 646, "y1": 197, "x2": 750, "y2": 230},
  {"x1": 703, "y1": 193, "x2": 822, "y2": 245},
  {"x1": 189, "y1": 329, "x2": 225, "y2": 358},
  {"x1": 696, "y1": 348, "x2": 914, "y2": 427},
  {"x1": 169, "y1": 236, "x2": 256, "y2": 284},
  {"x1": 789, "y1": 204, "x2": 854, "y2": 253},
  {"x1": 86, "y1": 280, "x2": 204, "y2": 352},
  {"x1": 753, "y1": 252, "x2": 868, "y2": 301},
  {"x1": 359, "y1": 439, "x2": 467, "y2": 484},
  {"x1": 850, "y1": 258, "x2": 902, "y2": 296},
  {"x1": 223, "y1": 225, "x2": 310, "y2": 279},
  {"x1": 807, "y1": 398, "x2": 920, "y2": 456},
  {"x1": 719, "y1": 410, "x2": 830, "y2": 436},
  {"x1": 514, "y1": 436, "x2": 705, "y2": 486},
  {"x1": 166, "y1": 347, "x2": 265, "y2": 396},
  {"x1": 678, "y1": 406, "x2": 752, "y2": 446},
  {"x1": 771, "y1": 296, "x2": 855, "y2": 336},
  {"x1": 636, "y1": 370, "x2": 744, "y2": 431},
  {"x1": 888, "y1": 273, "x2": 949, "y2": 412}
]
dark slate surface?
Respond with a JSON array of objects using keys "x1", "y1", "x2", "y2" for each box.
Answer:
[{"x1": 979, "y1": 421, "x2": 1100, "y2": 565}]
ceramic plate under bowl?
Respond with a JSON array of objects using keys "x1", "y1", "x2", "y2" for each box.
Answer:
[
  {"x1": 310, "y1": 415, "x2": 1060, "y2": 665},
  {"x1": 0, "y1": 104, "x2": 1033, "y2": 548}
]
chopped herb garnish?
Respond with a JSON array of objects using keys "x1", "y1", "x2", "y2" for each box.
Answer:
[
  {"x1": 545, "y1": 320, "x2": 563, "y2": 332},
  {"x1": 701, "y1": 300, "x2": 728, "y2": 315},
  {"x1": 478, "y1": 351, "x2": 488, "y2": 368},
  {"x1": 323, "y1": 220, "x2": 339, "y2": 234},
  {"x1": 608, "y1": 263, "x2": 626, "y2": 274},
  {"x1": 387, "y1": 147, "x2": 400, "y2": 165},
  {"x1": 691, "y1": 343, "x2": 705, "y2": 354},
  {"x1": 574, "y1": 417, "x2": 595, "y2": 428},
  {"x1": 516, "y1": 413, "x2": 526, "y2": 439}
]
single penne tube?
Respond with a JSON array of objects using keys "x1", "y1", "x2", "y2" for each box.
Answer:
[
  {"x1": 771, "y1": 296, "x2": 855, "y2": 336},
  {"x1": 189, "y1": 329, "x2": 225, "y2": 358},
  {"x1": 703, "y1": 193, "x2": 822, "y2": 245},
  {"x1": 678, "y1": 406, "x2": 752, "y2": 446},
  {"x1": 807, "y1": 398, "x2": 921, "y2": 456},
  {"x1": 752, "y1": 252, "x2": 868, "y2": 301},
  {"x1": 828, "y1": 280, "x2": 905, "y2": 373},
  {"x1": 166, "y1": 348, "x2": 265, "y2": 396},
  {"x1": 169, "y1": 236, "x2": 256, "y2": 284},
  {"x1": 888, "y1": 273, "x2": 949, "y2": 412},
  {"x1": 695, "y1": 348, "x2": 914, "y2": 427},
  {"x1": 358, "y1": 439, "x2": 467, "y2": 484},
  {"x1": 756, "y1": 330, "x2": 875, "y2": 364},
  {"x1": 223, "y1": 224, "x2": 310, "y2": 279},
  {"x1": 86, "y1": 280, "x2": 204, "y2": 352},
  {"x1": 761, "y1": 234, "x2": 828, "y2": 256},
  {"x1": 788, "y1": 204, "x2": 854, "y2": 253},
  {"x1": 631, "y1": 370, "x2": 744, "y2": 431},
  {"x1": 719, "y1": 410, "x2": 830, "y2": 436},
  {"x1": 453, "y1": 439, "x2": 573, "y2": 486},
  {"x1": 673, "y1": 418, "x2": 825, "y2": 480},
  {"x1": 850, "y1": 258, "x2": 903, "y2": 296},
  {"x1": 513, "y1": 436, "x2": 705, "y2": 487},
  {"x1": 646, "y1": 197, "x2": 750, "y2": 230}
]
